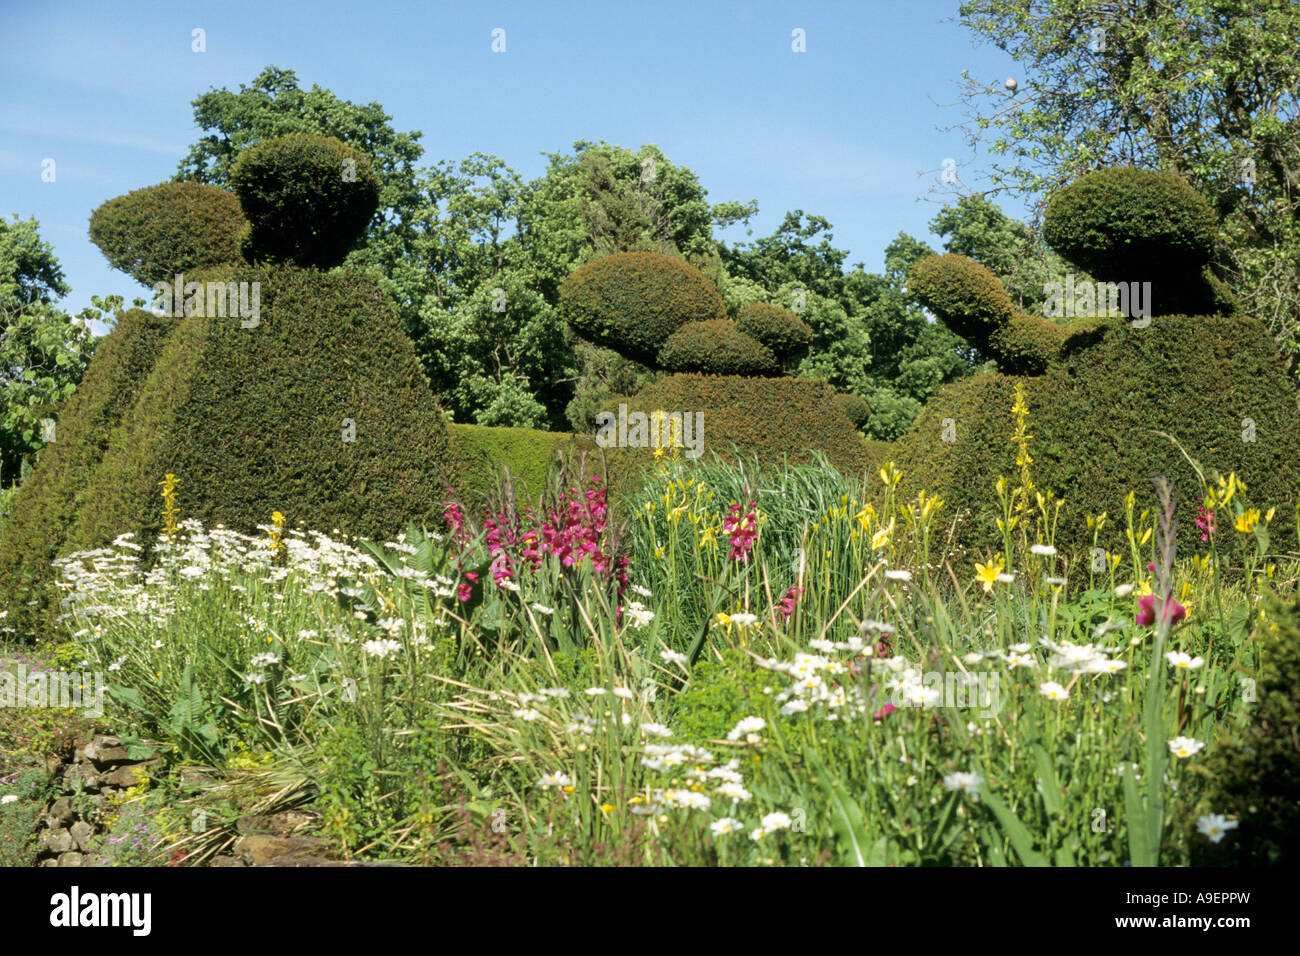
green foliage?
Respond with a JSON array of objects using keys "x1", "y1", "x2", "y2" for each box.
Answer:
[
  {"x1": 229, "y1": 134, "x2": 381, "y2": 269},
  {"x1": 1189, "y1": 591, "x2": 1300, "y2": 865},
  {"x1": 520, "y1": 142, "x2": 734, "y2": 302},
  {"x1": 559, "y1": 251, "x2": 726, "y2": 366},
  {"x1": 907, "y1": 253, "x2": 1018, "y2": 346},
  {"x1": 782, "y1": 282, "x2": 874, "y2": 395},
  {"x1": 718, "y1": 210, "x2": 849, "y2": 301},
  {"x1": 67, "y1": 267, "x2": 450, "y2": 562},
  {"x1": 735, "y1": 302, "x2": 814, "y2": 362},
  {"x1": 0, "y1": 769, "x2": 57, "y2": 867},
  {"x1": 0, "y1": 214, "x2": 70, "y2": 307},
  {"x1": 955, "y1": 1, "x2": 1300, "y2": 371},
  {"x1": 0, "y1": 216, "x2": 98, "y2": 486},
  {"x1": 1043, "y1": 167, "x2": 1219, "y2": 315},
  {"x1": 930, "y1": 194, "x2": 1081, "y2": 314},
  {"x1": 447, "y1": 423, "x2": 587, "y2": 516},
  {"x1": 417, "y1": 269, "x2": 569, "y2": 430},
  {"x1": 175, "y1": 64, "x2": 424, "y2": 288},
  {"x1": 0, "y1": 308, "x2": 177, "y2": 640},
  {"x1": 669, "y1": 647, "x2": 770, "y2": 741},
  {"x1": 842, "y1": 242, "x2": 983, "y2": 441},
  {"x1": 658, "y1": 320, "x2": 779, "y2": 376},
  {"x1": 891, "y1": 313, "x2": 1300, "y2": 557},
  {"x1": 908, "y1": 254, "x2": 1074, "y2": 375},
  {"x1": 603, "y1": 374, "x2": 874, "y2": 499},
  {"x1": 88, "y1": 182, "x2": 246, "y2": 286},
  {"x1": 988, "y1": 312, "x2": 1069, "y2": 375},
  {"x1": 564, "y1": 341, "x2": 660, "y2": 433},
  {"x1": 833, "y1": 391, "x2": 872, "y2": 429}
]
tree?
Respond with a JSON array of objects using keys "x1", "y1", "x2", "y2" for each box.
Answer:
[
  {"x1": 174, "y1": 66, "x2": 426, "y2": 317},
  {"x1": 519, "y1": 141, "x2": 735, "y2": 301},
  {"x1": 417, "y1": 268, "x2": 568, "y2": 429},
  {"x1": 719, "y1": 211, "x2": 849, "y2": 301},
  {"x1": 928, "y1": 195, "x2": 1079, "y2": 314},
  {"x1": 841, "y1": 236, "x2": 983, "y2": 441},
  {"x1": 953, "y1": 0, "x2": 1300, "y2": 368},
  {"x1": 0, "y1": 217, "x2": 97, "y2": 485},
  {"x1": 409, "y1": 152, "x2": 528, "y2": 316}
]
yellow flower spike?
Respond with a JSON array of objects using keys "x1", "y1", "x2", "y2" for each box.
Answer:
[
  {"x1": 1266, "y1": 507, "x2": 1276, "y2": 523},
  {"x1": 1235, "y1": 508, "x2": 1260, "y2": 533},
  {"x1": 1138, "y1": 528, "x2": 1153, "y2": 546}
]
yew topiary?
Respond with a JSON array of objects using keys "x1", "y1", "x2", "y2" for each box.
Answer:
[
  {"x1": 88, "y1": 182, "x2": 246, "y2": 286},
  {"x1": 229, "y1": 134, "x2": 381, "y2": 269}
]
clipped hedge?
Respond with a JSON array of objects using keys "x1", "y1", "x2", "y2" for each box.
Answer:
[
  {"x1": 447, "y1": 423, "x2": 594, "y2": 516},
  {"x1": 0, "y1": 309, "x2": 181, "y2": 640},
  {"x1": 735, "y1": 302, "x2": 814, "y2": 360},
  {"x1": 600, "y1": 374, "x2": 876, "y2": 500},
  {"x1": 658, "y1": 319, "x2": 779, "y2": 376},
  {"x1": 907, "y1": 253, "x2": 1017, "y2": 346},
  {"x1": 558, "y1": 252, "x2": 726, "y2": 365},
  {"x1": 229, "y1": 134, "x2": 381, "y2": 269},
  {"x1": 988, "y1": 312, "x2": 1070, "y2": 375},
  {"x1": 890, "y1": 313, "x2": 1300, "y2": 559},
  {"x1": 833, "y1": 391, "x2": 872, "y2": 429},
  {"x1": 1043, "y1": 167, "x2": 1220, "y2": 316},
  {"x1": 88, "y1": 182, "x2": 246, "y2": 286},
  {"x1": 65, "y1": 266, "x2": 451, "y2": 561}
]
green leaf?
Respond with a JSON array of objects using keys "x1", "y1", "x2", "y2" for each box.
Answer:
[
  {"x1": 106, "y1": 684, "x2": 144, "y2": 711},
  {"x1": 980, "y1": 789, "x2": 1049, "y2": 866},
  {"x1": 1031, "y1": 742, "x2": 1064, "y2": 816},
  {"x1": 1122, "y1": 763, "x2": 1148, "y2": 866},
  {"x1": 806, "y1": 748, "x2": 869, "y2": 866}
]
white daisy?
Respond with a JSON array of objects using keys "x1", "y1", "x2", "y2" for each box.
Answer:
[
  {"x1": 1039, "y1": 681, "x2": 1070, "y2": 701},
  {"x1": 1196, "y1": 813, "x2": 1239, "y2": 843},
  {"x1": 943, "y1": 771, "x2": 983, "y2": 799},
  {"x1": 1168, "y1": 736, "x2": 1205, "y2": 758}
]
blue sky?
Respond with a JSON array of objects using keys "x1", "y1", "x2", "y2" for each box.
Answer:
[{"x1": 1, "y1": 0, "x2": 1023, "y2": 315}]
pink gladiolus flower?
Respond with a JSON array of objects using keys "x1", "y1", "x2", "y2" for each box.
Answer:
[
  {"x1": 776, "y1": 586, "x2": 804, "y2": 622},
  {"x1": 724, "y1": 502, "x2": 759, "y2": 562},
  {"x1": 1136, "y1": 593, "x2": 1186, "y2": 628},
  {"x1": 1195, "y1": 498, "x2": 1215, "y2": 542}
]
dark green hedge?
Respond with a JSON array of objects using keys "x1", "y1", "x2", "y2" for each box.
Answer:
[
  {"x1": 658, "y1": 319, "x2": 780, "y2": 376},
  {"x1": 88, "y1": 182, "x2": 246, "y2": 286},
  {"x1": 735, "y1": 303, "x2": 814, "y2": 361},
  {"x1": 988, "y1": 312, "x2": 1070, "y2": 375},
  {"x1": 907, "y1": 253, "x2": 1017, "y2": 346},
  {"x1": 891, "y1": 313, "x2": 1300, "y2": 559},
  {"x1": 229, "y1": 134, "x2": 381, "y2": 269},
  {"x1": 446, "y1": 423, "x2": 592, "y2": 516},
  {"x1": 66, "y1": 266, "x2": 451, "y2": 560},
  {"x1": 558, "y1": 252, "x2": 726, "y2": 366},
  {"x1": 600, "y1": 374, "x2": 875, "y2": 500},
  {"x1": 834, "y1": 391, "x2": 872, "y2": 429},
  {"x1": 0, "y1": 309, "x2": 181, "y2": 640},
  {"x1": 1043, "y1": 167, "x2": 1220, "y2": 316}
]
